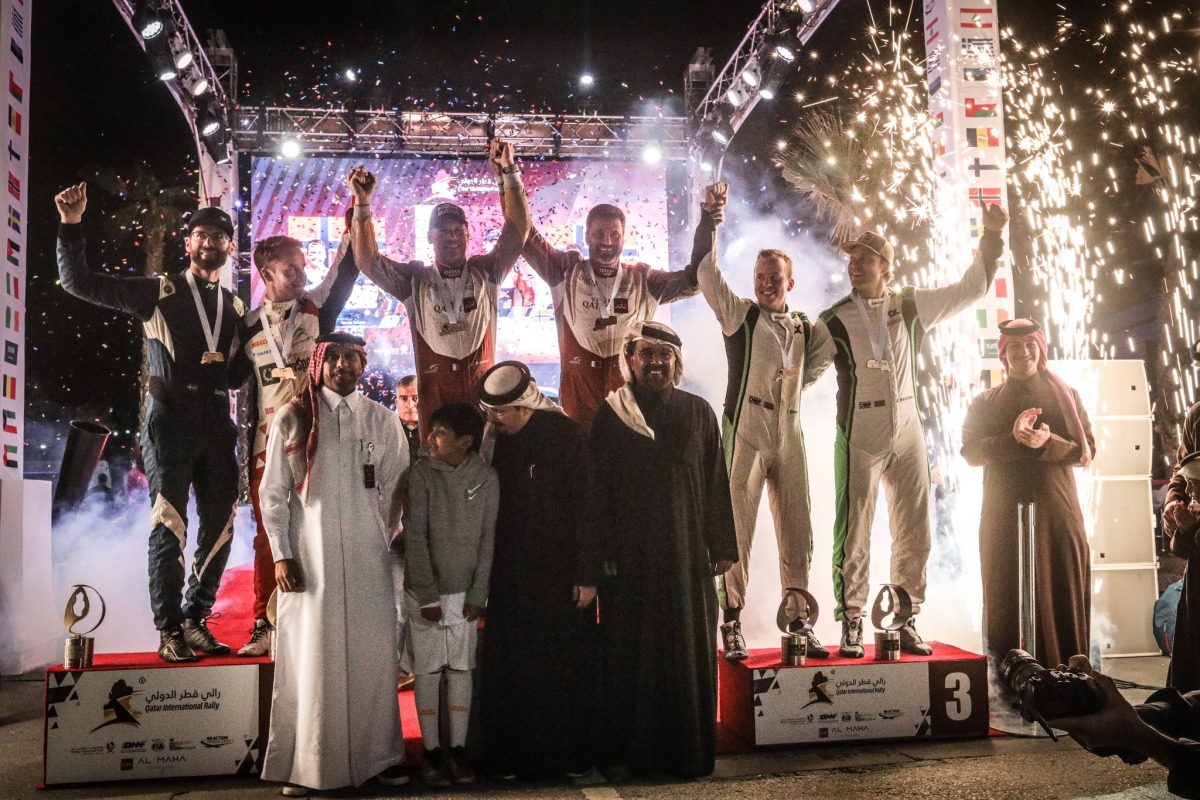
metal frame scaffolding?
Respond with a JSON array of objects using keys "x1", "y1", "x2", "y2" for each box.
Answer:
[{"x1": 233, "y1": 107, "x2": 690, "y2": 160}]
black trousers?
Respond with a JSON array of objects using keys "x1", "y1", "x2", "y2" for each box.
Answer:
[{"x1": 140, "y1": 397, "x2": 238, "y2": 631}]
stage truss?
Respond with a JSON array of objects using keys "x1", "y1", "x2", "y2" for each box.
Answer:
[{"x1": 233, "y1": 108, "x2": 690, "y2": 160}]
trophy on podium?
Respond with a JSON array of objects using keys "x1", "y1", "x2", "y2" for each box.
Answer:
[
  {"x1": 63, "y1": 584, "x2": 106, "y2": 669},
  {"x1": 870, "y1": 584, "x2": 912, "y2": 661},
  {"x1": 777, "y1": 588, "x2": 819, "y2": 666}
]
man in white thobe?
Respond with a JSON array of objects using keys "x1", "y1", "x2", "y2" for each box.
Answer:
[{"x1": 259, "y1": 332, "x2": 410, "y2": 796}]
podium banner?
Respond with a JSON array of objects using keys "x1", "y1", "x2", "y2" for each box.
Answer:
[{"x1": 44, "y1": 663, "x2": 263, "y2": 785}]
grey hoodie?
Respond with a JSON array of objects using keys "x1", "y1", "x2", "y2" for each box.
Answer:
[{"x1": 404, "y1": 450, "x2": 499, "y2": 607}]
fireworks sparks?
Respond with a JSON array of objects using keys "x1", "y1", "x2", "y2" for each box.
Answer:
[{"x1": 775, "y1": 0, "x2": 1200, "y2": 466}]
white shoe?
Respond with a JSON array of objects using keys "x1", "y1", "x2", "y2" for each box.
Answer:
[
  {"x1": 280, "y1": 784, "x2": 311, "y2": 797},
  {"x1": 238, "y1": 618, "x2": 273, "y2": 657},
  {"x1": 840, "y1": 618, "x2": 865, "y2": 658}
]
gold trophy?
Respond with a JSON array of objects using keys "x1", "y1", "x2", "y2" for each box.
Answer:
[{"x1": 63, "y1": 584, "x2": 106, "y2": 669}]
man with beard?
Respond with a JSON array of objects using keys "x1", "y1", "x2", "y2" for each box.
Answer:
[
  {"x1": 259, "y1": 333, "x2": 409, "y2": 796},
  {"x1": 961, "y1": 319, "x2": 1094, "y2": 669},
  {"x1": 349, "y1": 140, "x2": 530, "y2": 437},
  {"x1": 237, "y1": 219, "x2": 359, "y2": 658},
  {"x1": 476, "y1": 361, "x2": 600, "y2": 779},
  {"x1": 590, "y1": 321, "x2": 737, "y2": 780},
  {"x1": 520, "y1": 187, "x2": 721, "y2": 432},
  {"x1": 55, "y1": 182, "x2": 245, "y2": 663},
  {"x1": 816, "y1": 202, "x2": 1008, "y2": 658},
  {"x1": 693, "y1": 182, "x2": 835, "y2": 660}
]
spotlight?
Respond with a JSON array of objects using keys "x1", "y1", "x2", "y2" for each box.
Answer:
[
  {"x1": 344, "y1": 68, "x2": 356, "y2": 82},
  {"x1": 710, "y1": 114, "x2": 734, "y2": 147},
  {"x1": 169, "y1": 34, "x2": 193, "y2": 70},
  {"x1": 741, "y1": 59, "x2": 762, "y2": 88},
  {"x1": 768, "y1": 35, "x2": 798, "y2": 63},
  {"x1": 280, "y1": 139, "x2": 301, "y2": 159},
  {"x1": 196, "y1": 96, "x2": 226, "y2": 140},
  {"x1": 697, "y1": 141, "x2": 722, "y2": 173},
  {"x1": 758, "y1": 53, "x2": 793, "y2": 100},
  {"x1": 181, "y1": 69, "x2": 209, "y2": 97},
  {"x1": 580, "y1": 74, "x2": 594, "y2": 86},
  {"x1": 202, "y1": 138, "x2": 232, "y2": 166},
  {"x1": 642, "y1": 142, "x2": 662, "y2": 164},
  {"x1": 145, "y1": 36, "x2": 177, "y2": 81},
  {"x1": 725, "y1": 84, "x2": 752, "y2": 107},
  {"x1": 132, "y1": 1, "x2": 165, "y2": 40}
]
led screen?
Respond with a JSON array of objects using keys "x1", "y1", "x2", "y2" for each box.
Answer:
[{"x1": 248, "y1": 155, "x2": 673, "y2": 399}]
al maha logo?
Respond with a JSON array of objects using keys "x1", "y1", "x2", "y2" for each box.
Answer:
[{"x1": 90, "y1": 679, "x2": 141, "y2": 733}]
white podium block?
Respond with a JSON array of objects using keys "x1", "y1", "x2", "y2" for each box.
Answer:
[
  {"x1": 1087, "y1": 418, "x2": 1153, "y2": 477},
  {"x1": 1087, "y1": 478, "x2": 1156, "y2": 565},
  {"x1": 0, "y1": 478, "x2": 58, "y2": 674},
  {"x1": 1092, "y1": 567, "x2": 1161, "y2": 657},
  {"x1": 1048, "y1": 359, "x2": 1151, "y2": 417}
]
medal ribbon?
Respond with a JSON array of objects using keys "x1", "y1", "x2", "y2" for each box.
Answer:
[
  {"x1": 435, "y1": 269, "x2": 470, "y2": 326},
  {"x1": 584, "y1": 260, "x2": 624, "y2": 319},
  {"x1": 186, "y1": 270, "x2": 224, "y2": 357},
  {"x1": 850, "y1": 292, "x2": 889, "y2": 363},
  {"x1": 262, "y1": 301, "x2": 298, "y2": 373}
]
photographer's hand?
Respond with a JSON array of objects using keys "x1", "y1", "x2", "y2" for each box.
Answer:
[{"x1": 1049, "y1": 655, "x2": 1180, "y2": 769}]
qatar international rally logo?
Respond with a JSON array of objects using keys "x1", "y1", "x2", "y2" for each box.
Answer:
[
  {"x1": 90, "y1": 679, "x2": 142, "y2": 732},
  {"x1": 802, "y1": 670, "x2": 834, "y2": 708}
]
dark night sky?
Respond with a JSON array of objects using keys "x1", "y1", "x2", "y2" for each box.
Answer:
[{"x1": 25, "y1": 0, "x2": 1138, "y2": 456}]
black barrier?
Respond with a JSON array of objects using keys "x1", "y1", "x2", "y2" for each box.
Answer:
[{"x1": 52, "y1": 420, "x2": 111, "y2": 518}]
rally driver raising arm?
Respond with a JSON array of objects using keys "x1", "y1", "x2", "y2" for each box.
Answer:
[{"x1": 349, "y1": 139, "x2": 530, "y2": 437}]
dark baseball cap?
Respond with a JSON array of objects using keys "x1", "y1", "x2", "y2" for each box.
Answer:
[
  {"x1": 187, "y1": 206, "x2": 234, "y2": 238},
  {"x1": 429, "y1": 203, "x2": 468, "y2": 231}
]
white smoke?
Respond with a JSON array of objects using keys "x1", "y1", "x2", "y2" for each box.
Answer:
[{"x1": 53, "y1": 492, "x2": 256, "y2": 655}]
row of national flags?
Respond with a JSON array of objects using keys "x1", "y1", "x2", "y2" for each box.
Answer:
[
  {"x1": 924, "y1": 0, "x2": 1013, "y2": 374},
  {"x1": 2, "y1": 0, "x2": 29, "y2": 473}
]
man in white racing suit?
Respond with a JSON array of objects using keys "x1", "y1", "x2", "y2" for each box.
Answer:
[
  {"x1": 693, "y1": 183, "x2": 834, "y2": 661},
  {"x1": 816, "y1": 202, "x2": 1008, "y2": 657}
]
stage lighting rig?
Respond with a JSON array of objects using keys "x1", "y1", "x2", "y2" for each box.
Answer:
[
  {"x1": 181, "y1": 69, "x2": 209, "y2": 97},
  {"x1": 725, "y1": 84, "x2": 752, "y2": 108},
  {"x1": 169, "y1": 33, "x2": 193, "y2": 70},
  {"x1": 132, "y1": 0, "x2": 166, "y2": 40},
  {"x1": 709, "y1": 112, "x2": 734, "y2": 147},
  {"x1": 197, "y1": 98, "x2": 223, "y2": 138},
  {"x1": 690, "y1": 0, "x2": 839, "y2": 156},
  {"x1": 757, "y1": 53, "x2": 792, "y2": 100},
  {"x1": 145, "y1": 35, "x2": 177, "y2": 81},
  {"x1": 740, "y1": 58, "x2": 763, "y2": 89}
]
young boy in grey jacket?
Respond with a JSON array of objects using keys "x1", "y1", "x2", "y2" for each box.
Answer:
[{"x1": 404, "y1": 402, "x2": 498, "y2": 788}]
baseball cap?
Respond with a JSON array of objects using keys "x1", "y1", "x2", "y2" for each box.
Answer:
[
  {"x1": 840, "y1": 231, "x2": 894, "y2": 264},
  {"x1": 186, "y1": 206, "x2": 234, "y2": 238},
  {"x1": 430, "y1": 203, "x2": 468, "y2": 231}
]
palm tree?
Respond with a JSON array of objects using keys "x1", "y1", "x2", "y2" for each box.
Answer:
[
  {"x1": 81, "y1": 163, "x2": 194, "y2": 278},
  {"x1": 80, "y1": 163, "x2": 195, "y2": 424}
]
